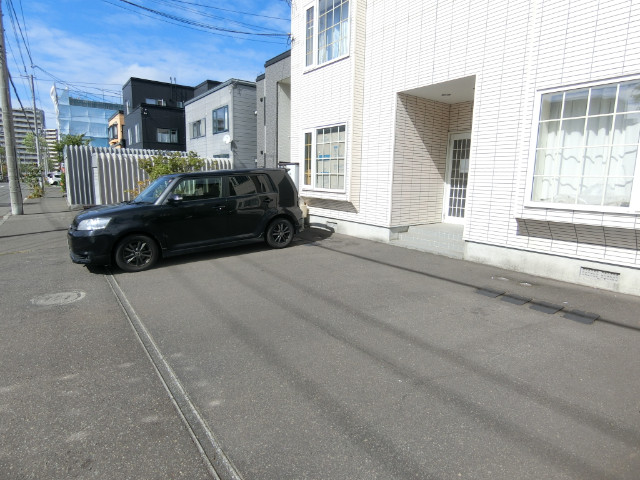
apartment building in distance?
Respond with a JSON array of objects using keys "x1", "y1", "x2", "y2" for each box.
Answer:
[
  {"x1": 50, "y1": 85, "x2": 122, "y2": 148},
  {"x1": 0, "y1": 108, "x2": 45, "y2": 164}
]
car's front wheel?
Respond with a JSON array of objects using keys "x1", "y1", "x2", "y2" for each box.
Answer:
[
  {"x1": 115, "y1": 234, "x2": 159, "y2": 272},
  {"x1": 265, "y1": 218, "x2": 294, "y2": 249}
]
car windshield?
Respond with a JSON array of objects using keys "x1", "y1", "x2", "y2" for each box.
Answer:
[{"x1": 133, "y1": 176, "x2": 174, "y2": 203}]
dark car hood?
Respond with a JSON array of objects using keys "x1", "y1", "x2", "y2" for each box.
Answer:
[{"x1": 73, "y1": 202, "x2": 156, "y2": 223}]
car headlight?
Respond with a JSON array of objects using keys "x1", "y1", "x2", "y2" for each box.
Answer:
[{"x1": 77, "y1": 217, "x2": 112, "y2": 231}]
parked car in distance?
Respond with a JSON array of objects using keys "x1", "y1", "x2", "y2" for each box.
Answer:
[
  {"x1": 47, "y1": 171, "x2": 62, "y2": 185},
  {"x1": 68, "y1": 168, "x2": 305, "y2": 272}
]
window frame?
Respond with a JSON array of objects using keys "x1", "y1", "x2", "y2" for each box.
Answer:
[
  {"x1": 212, "y1": 106, "x2": 229, "y2": 134},
  {"x1": 145, "y1": 98, "x2": 166, "y2": 106},
  {"x1": 190, "y1": 118, "x2": 206, "y2": 139},
  {"x1": 305, "y1": 6, "x2": 315, "y2": 67},
  {"x1": 526, "y1": 76, "x2": 640, "y2": 213},
  {"x1": 157, "y1": 128, "x2": 178, "y2": 144},
  {"x1": 302, "y1": 123, "x2": 348, "y2": 193},
  {"x1": 108, "y1": 124, "x2": 118, "y2": 141},
  {"x1": 303, "y1": 0, "x2": 350, "y2": 70}
]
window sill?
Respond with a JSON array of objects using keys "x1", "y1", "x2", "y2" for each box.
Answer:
[
  {"x1": 303, "y1": 54, "x2": 350, "y2": 75},
  {"x1": 524, "y1": 201, "x2": 639, "y2": 214},
  {"x1": 520, "y1": 203, "x2": 639, "y2": 229},
  {"x1": 301, "y1": 187, "x2": 347, "y2": 197}
]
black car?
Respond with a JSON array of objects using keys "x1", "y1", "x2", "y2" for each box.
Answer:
[{"x1": 68, "y1": 168, "x2": 304, "y2": 272}]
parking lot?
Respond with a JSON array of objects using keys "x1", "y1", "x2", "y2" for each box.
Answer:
[{"x1": 2, "y1": 189, "x2": 640, "y2": 479}]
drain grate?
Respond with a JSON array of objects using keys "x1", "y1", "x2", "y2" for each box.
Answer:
[{"x1": 580, "y1": 267, "x2": 620, "y2": 283}]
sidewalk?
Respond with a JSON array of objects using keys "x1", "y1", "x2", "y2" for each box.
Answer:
[{"x1": 0, "y1": 186, "x2": 213, "y2": 479}]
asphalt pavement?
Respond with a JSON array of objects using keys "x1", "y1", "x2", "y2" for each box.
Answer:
[
  {"x1": 0, "y1": 186, "x2": 214, "y2": 479},
  {"x1": 1, "y1": 185, "x2": 639, "y2": 479}
]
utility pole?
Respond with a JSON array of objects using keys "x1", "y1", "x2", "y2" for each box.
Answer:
[
  {"x1": 29, "y1": 74, "x2": 43, "y2": 171},
  {"x1": 0, "y1": 2, "x2": 23, "y2": 214}
]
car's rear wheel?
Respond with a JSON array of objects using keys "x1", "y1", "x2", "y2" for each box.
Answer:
[
  {"x1": 265, "y1": 218, "x2": 294, "y2": 249},
  {"x1": 115, "y1": 234, "x2": 159, "y2": 272}
]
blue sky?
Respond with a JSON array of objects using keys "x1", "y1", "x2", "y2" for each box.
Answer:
[{"x1": 5, "y1": 0, "x2": 291, "y2": 128}]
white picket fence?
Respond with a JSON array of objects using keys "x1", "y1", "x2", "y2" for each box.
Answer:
[{"x1": 64, "y1": 146, "x2": 233, "y2": 206}]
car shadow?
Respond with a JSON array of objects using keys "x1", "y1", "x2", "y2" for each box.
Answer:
[{"x1": 96, "y1": 226, "x2": 335, "y2": 275}]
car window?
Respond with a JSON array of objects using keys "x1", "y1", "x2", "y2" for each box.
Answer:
[
  {"x1": 228, "y1": 175, "x2": 258, "y2": 196},
  {"x1": 173, "y1": 177, "x2": 222, "y2": 200},
  {"x1": 253, "y1": 174, "x2": 273, "y2": 193},
  {"x1": 134, "y1": 176, "x2": 174, "y2": 203},
  {"x1": 228, "y1": 175, "x2": 272, "y2": 196}
]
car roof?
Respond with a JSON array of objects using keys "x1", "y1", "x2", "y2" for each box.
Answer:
[{"x1": 165, "y1": 168, "x2": 284, "y2": 179}]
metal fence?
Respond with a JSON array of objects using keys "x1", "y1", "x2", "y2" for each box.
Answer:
[{"x1": 64, "y1": 146, "x2": 233, "y2": 206}]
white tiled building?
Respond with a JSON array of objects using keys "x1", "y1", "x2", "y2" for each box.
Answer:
[{"x1": 291, "y1": 0, "x2": 640, "y2": 295}]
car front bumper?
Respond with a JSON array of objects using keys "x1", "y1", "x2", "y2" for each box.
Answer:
[{"x1": 67, "y1": 230, "x2": 113, "y2": 266}]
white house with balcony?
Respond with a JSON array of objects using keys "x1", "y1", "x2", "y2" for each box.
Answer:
[
  {"x1": 290, "y1": 0, "x2": 640, "y2": 295},
  {"x1": 185, "y1": 79, "x2": 257, "y2": 169}
]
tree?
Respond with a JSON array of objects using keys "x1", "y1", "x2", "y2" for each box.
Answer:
[
  {"x1": 125, "y1": 151, "x2": 209, "y2": 199},
  {"x1": 0, "y1": 146, "x2": 5, "y2": 179},
  {"x1": 52, "y1": 133, "x2": 91, "y2": 165},
  {"x1": 139, "y1": 151, "x2": 206, "y2": 180},
  {"x1": 22, "y1": 163, "x2": 44, "y2": 198},
  {"x1": 23, "y1": 132, "x2": 51, "y2": 170}
]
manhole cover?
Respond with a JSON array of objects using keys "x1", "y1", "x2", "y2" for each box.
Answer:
[{"x1": 31, "y1": 291, "x2": 86, "y2": 306}]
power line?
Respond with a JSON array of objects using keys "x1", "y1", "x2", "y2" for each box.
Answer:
[
  {"x1": 7, "y1": 72, "x2": 37, "y2": 134},
  {"x1": 5, "y1": 0, "x2": 30, "y2": 75},
  {"x1": 149, "y1": 0, "x2": 286, "y2": 33},
  {"x1": 33, "y1": 66, "x2": 122, "y2": 101},
  {"x1": 149, "y1": 0, "x2": 289, "y2": 21},
  {"x1": 102, "y1": 0, "x2": 289, "y2": 45},
  {"x1": 114, "y1": 0, "x2": 290, "y2": 37},
  {"x1": 16, "y1": 0, "x2": 32, "y2": 61}
]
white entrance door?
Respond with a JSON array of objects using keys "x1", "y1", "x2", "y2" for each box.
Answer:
[{"x1": 443, "y1": 132, "x2": 471, "y2": 224}]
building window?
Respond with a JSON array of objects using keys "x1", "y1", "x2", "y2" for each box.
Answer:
[
  {"x1": 190, "y1": 119, "x2": 205, "y2": 138},
  {"x1": 304, "y1": 125, "x2": 346, "y2": 191},
  {"x1": 304, "y1": 132, "x2": 312, "y2": 185},
  {"x1": 318, "y1": 0, "x2": 349, "y2": 64},
  {"x1": 127, "y1": 127, "x2": 132, "y2": 146},
  {"x1": 134, "y1": 123, "x2": 140, "y2": 143},
  {"x1": 157, "y1": 128, "x2": 178, "y2": 143},
  {"x1": 212, "y1": 106, "x2": 229, "y2": 134},
  {"x1": 532, "y1": 79, "x2": 640, "y2": 208},
  {"x1": 305, "y1": 7, "x2": 314, "y2": 67},
  {"x1": 304, "y1": 1, "x2": 349, "y2": 68},
  {"x1": 108, "y1": 124, "x2": 118, "y2": 140},
  {"x1": 146, "y1": 98, "x2": 166, "y2": 106},
  {"x1": 125, "y1": 100, "x2": 130, "y2": 115}
]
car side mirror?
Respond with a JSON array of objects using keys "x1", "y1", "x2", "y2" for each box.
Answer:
[{"x1": 167, "y1": 193, "x2": 183, "y2": 204}]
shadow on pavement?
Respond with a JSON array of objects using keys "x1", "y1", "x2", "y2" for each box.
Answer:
[{"x1": 83, "y1": 226, "x2": 335, "y2": 276}]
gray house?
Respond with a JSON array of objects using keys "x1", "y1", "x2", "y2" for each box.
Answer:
[
  {"x1": 256, "y1": 50, "x2": 291, "y2": 169},
  {"x1": 185, "y1": 79, "x2": 257, "y2": 169}
]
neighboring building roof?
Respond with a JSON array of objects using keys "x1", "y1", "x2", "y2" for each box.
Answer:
[
  {"x1": 257, "y1": 50, "x2": 291, "y2": 81},
  {"x1": 264, "y1": 49, "x2": 291, "y2": 68},
  {"x1": 122, "y1": 77, "x2": 193, "y2": 89},
  {"x1": 185, "y1": 79, "x2": 257, "y2": 106},
  {"x1": 108, "y1": 110, "x2": 124, "y2": 122}
]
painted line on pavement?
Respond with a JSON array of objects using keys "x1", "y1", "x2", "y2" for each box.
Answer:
[{"x1": 105, "y1": 273, "x2": 243, "y2": 480}]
